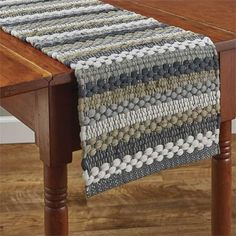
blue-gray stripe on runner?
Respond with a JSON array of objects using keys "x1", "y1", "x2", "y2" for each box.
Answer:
[
  {"x1": 82, "y1": 115, "x2": 219, "y2": 170},
  {"x1": 86, "y1": 144, "x2": 218, "y2": 197}
]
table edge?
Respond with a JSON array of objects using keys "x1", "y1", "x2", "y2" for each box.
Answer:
[{"x1": 1, "y1": 38, "x2": 235, "y2": 99}]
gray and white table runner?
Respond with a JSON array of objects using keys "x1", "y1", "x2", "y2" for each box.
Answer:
[{"x1": 0, "y1": 0, "x2": 220, "y2": 197}]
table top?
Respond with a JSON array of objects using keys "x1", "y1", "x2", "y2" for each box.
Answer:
[
  {"x1": 105, "y1": 0, "x2": 236, "y2": 42},
  {"x1": 0, "y1": 0, "x2": 236, "y2": 98}
]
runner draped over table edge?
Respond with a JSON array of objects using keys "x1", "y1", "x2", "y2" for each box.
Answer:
[{"x1": 0, "y1": 0, "x2": 220, "y2": 197}]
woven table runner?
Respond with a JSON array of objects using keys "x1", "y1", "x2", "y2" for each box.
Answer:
[{"x1": 0, "y1": 0, "x2": 220, "y2": 197}]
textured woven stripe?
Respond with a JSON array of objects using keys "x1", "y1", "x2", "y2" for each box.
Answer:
[
  {"x1": 82, "y1": 91, "x2": 219, "y2": 137},
  {"x1": 0, "y1": 0, "x2": 44, "y2": 8},
  {"x1": 86, "y1": 143, "x2": 218, "y2": 197},
  {"x1": 80, "y1": 71, "x2": 218, "y2": 109},
  {"x1": 0, "y1": 0, "x2": 220, "y2": 197},
  {"x1": 0, "y1": 3, "x2": 117, "y2": 26},
  {"x1": 0, "y1": 0, "x2": 102, "y2": 18},
  {"x1": 83, "y1": 130, "x2": 219, "y2": 186},
  {"x1": 83, "y1": 116, "x2": 219, "y2": 167}
]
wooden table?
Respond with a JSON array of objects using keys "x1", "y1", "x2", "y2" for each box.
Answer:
[{"x1": 0, "y1": 0, "x2": 235, "y2": 235}]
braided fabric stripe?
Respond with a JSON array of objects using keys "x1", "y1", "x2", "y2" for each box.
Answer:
[{"x1": 0, "y1": 0, "x2": 220, "y2": 197}]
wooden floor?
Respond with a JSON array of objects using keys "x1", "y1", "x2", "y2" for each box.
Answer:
[{"x1": 0, "y1": 137, "x2": 235, "y2": 236}]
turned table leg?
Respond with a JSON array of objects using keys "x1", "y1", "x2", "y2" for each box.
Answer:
[
  {"x1": 212, "y1": 120, "x2": 232, "y2": 236},
  {"x1": 44, "y1": 165, "x2": 68, "y2": 236},
  {"x1": 36, "y1": 85, "x2": 75, "y2": 235}
]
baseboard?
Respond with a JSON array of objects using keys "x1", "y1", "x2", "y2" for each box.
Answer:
[
  {"x1": 0, "y1": 116, "x2": 35, "y2": 144},
  {"x1": 0, "y1": 116, "x2": 235, "y2": 144}
]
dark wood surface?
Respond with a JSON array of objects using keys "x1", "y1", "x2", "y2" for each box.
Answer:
[
  {"x1": 0, "y1": 136, "x2": 235, "y2": 236},
  {"x1": 104, "y1": 0, "x2": 236, "y2": 42},
  {"x1": 0, "y1": 31, "x2": 74, "y2": 98},
  {"x1": 212, "y1": 121, "x2": 232, "y2": 235},
  {"x1": 0, "y1": 44, "x2": 51, "y2": 98},
  {"x1": 0, "y1": 31, "x2": 71, "y2": 76},
  {"x1": 44, "y1": 164, "x2": 68, "y2": 235},
  {"x1": 219, "y1": 49, "x2": 236, "y2": 122}
]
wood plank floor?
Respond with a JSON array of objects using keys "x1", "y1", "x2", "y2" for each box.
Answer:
[{"x1": 0, "y1": 136, "x2": 235, "y2": 236}]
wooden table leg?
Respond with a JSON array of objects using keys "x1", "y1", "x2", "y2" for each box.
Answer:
[
  {"x1": 36, "y1": 85, "x2": 75, "y2": 235},
  {"x1": 44, "y1": 164, "x2": 68, "y2": 236},
  {"x1": 212, "y1": 120, "x2": 232, "y2": 236}
]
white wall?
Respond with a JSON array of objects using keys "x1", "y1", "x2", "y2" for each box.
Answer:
[
  {"x1": 232, "y1": 119, "x2": 236, "y2": 134},
  {"x1": 0, "y1": 116, "x2": 35, "y2": 144}
]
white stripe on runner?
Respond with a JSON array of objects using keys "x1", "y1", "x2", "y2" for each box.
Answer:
[
  {"x1": 0, "y1": 4, "x2": 116, "y2": 25},
  {"x1": 26, "y1": 18, "x2": 159, "y2": 45},
  {"x1": 81, "y1": 91, "x2": 220, "y2": 141},
  {"x1": 82, "y1": 129, "x2": 219, "y2": 186}
]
